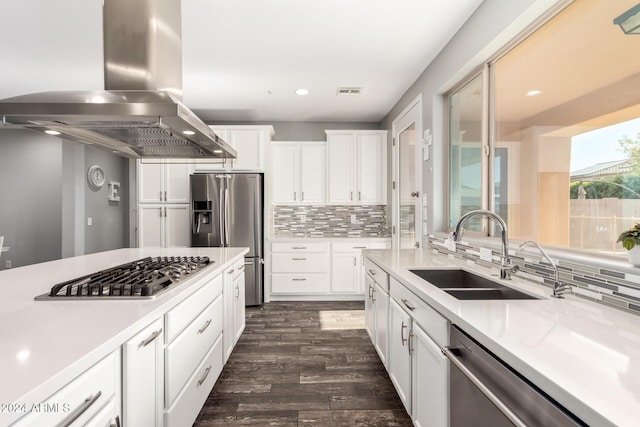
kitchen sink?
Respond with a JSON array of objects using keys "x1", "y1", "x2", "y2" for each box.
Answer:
[{"x1": 409, "y1": 268, "x2": 541, "y2": 300}]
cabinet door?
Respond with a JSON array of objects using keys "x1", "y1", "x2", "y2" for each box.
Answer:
[
  {"x1": 234, "y1": 272, "x2": 246, "y2": 343},
  {"x1": 331, "y1": 253, "x2": 358, "y2": 293},
  {"x1": 165, "y1": 205, "x2": 191, "y2": 247},
  {"x1": 223, "y1": 267, "x2": 235, "y2": 363},
  {"x1": 364, "y1": 276, "x2": 375, "y2": 340},
  {"x1": 138, "y1": 205, "x2": 163, "y2": 247},
  {"x1": 327, "y1": 134, "x2": 356, "y2": 204},
  {"x1": 388, "y1": 298, "x2": 412, "y2": 414},
  {"x1": 272, "y1": 144, "x2": 299, "y2": 204},
  {"x1": 164, "y1": 162, "x2": 191, "y2": 203},
  {"x1": 123, "y1": 318, "x2": 164, "y2": 427},
  {"x1": 138, "y1": 162, "x2": 164, "y2": 203},
  {"x1": 230, "y1": 129, "x2": 263, "y2": 170},
  {"x1": 357, "y1": 133, "x2": 384, "y2": 204},
  {"x1": 373, "y1": 282, "x2": 389, "y2": 367},
  {"x1": 412, "y1": 323, "x2": 448, "y2": 427},
  {"x1": 299, "y1": 144, "x2": 326, "y2": 204}
]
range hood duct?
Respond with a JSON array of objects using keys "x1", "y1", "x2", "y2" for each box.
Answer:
[{"x1": 0, "y1": 0, "x2": 236, "y2": 159}]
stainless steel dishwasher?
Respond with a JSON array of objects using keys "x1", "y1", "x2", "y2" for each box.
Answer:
[{"x1": 444, "y1": 326, "x2": 586, "y2": 427}]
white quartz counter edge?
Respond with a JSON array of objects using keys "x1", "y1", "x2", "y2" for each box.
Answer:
[
  {"x1": 363, "y1": 249, "x2": 640, "y2": 427},
  {"x1": 0, "y1": 247, "x2": 248, "y2": 425}
]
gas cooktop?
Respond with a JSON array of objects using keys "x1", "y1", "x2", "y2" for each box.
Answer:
[{"x1": 35, "y1": 256, "x2": 212, "y2": 300}]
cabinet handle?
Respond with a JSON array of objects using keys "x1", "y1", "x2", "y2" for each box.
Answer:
[
  {"x1": 358, "y1": 191, "x2": 361, "y2": 200},
  {"x1": 401, "y1": 298, "x2": 416, "y2": 311},
  {"x1": 197, "y1": 366, "x2": 212, "y2": 386},
  {"x1": 239, "y1": 265, "x2": 245, "y2": 272},
  {"x1": 56, "y1": 390, "x2": 102, "y2": 427},
  {"x1": 159, "y1": 208, "x2": 163, "y2": 217},
  {"x1": 301, "y1": 191, "x2": 304, "y2": 201},
  {"x1": 408, "y1": 331, "x2": 415, "y2": 355},
  {"x1": 141, "y1": 328, "x2": 162, "y2": 347},
  {"x1": 160, "y1": 191, "x2": 163, "y2": 201},
  {"x1": 368, "y1": 285, "x2": 373, "y2": 300},
  {"x1": 164, "y1": 191, "x2": 167, "y2": 201},
  {"x1": 227, "y1": 268, "x2": 235, "y2": 274},
  {"x1": 353, "y1": 246, "x2": 367, "y2": 249},
  {"x1": 371, "y1": 287, "x2": 376, "y2": 302},
  {"x1": 350, "y1": 191, "x2": 353, "y2": 200},
  {"x1": 292, "y1": 257, "x2": 307, "y2": 261},
  {"x1": 110, "y1": 415, "x2": 121, "y2": 427},
  {"x1": 294, "y1": 191, "x2": 297, "y2": 201},
  {"x1": 400, "y1": 321, "x2": 407, "y2": 346},
  {"x1": 164, "y1": 207, "x2": 167, "y2": 217},
  {"x1": 368, "y1": 269, "x2": 377, "y2": 275},
  {"x1": 292, "y1": 278, "x2": 307, "y2": 281},
  {"x1": 353, "y1": 257, "x2": 357, "y2": 266},
  {"x1": 292, "y1": 246, "x2": 307, "y2": 249},
  {"x1": 235, "y1": 284, "x2": 240, "y2": 298},
  {"x1": 198, "y1": 319, "x2": 212, "y2": 334}
]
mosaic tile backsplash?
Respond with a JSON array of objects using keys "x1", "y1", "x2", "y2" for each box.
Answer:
[
  {"x1": 273, "y1": 205, "x2": 390, "y2": 237},
  {"x1": 428, "y1": 234, "x2": 640, "y2": 316}
]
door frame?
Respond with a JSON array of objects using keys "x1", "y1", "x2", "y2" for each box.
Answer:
[{"x1": 392, "y1": 95, "x2": 423, "y2": 249}]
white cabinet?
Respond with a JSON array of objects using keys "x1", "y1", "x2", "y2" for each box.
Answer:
[
  {"x1": 13, "y1": 352, "x2": 121, "y2": 427},
  {"x1": 123, "y1": 318, "x2": 164, "y2": 427},
  {"x1": 271, "y1": 142, "x2": 326, "y2": 205},
  {"x1": 364, "y1": 258, "x2": 390, "y2": 367},
  {"x1": 331, "y1": 241, "x2": 391, "y2": 293},
  {"x1": 223, "y1": 258, "x2": 246, "y2": 362},
  {"x1": 388, "y1": 298, "x2": 412, "y2": 414},
  {"x1": 138, "y1": 160, "x2": 191, "y2": 204},
  {"x1": 271, "y1": 242, "x2": 330, "y2": 294},
  {"x1": 138, "y1": 204, "x2": 190, "y2": 248},
  {"x1": 194, "y1": 126, "x2": 274, "y2": 172},
  {"x1": 326, "y1": 130, "x2": 387, "y2": 205}
]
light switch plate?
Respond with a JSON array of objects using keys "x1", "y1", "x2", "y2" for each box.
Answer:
[{"x1": 479, "y1": 247, "x2": 492, "y2": 262}]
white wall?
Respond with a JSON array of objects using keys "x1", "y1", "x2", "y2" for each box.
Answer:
[{"x1": 381, "y1": 0, "x2": 565, "y2": 240}]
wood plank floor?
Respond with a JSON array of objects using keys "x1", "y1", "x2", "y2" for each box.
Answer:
[{"x1": 194, "y1": 301, "x2": 413, "y2": 426}]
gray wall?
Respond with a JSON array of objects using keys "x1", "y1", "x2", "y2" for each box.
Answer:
[
  {"x1": 210, "y1": 121, "x2": 381, "y2": 141},
  {"x1": 380, "y1": 0, "x2": 563, "y2": 239},
  {"x1": 0, "y1": 130, "x2": 129, "y2": 270}
]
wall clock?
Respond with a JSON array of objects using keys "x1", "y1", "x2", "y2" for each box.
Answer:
[{"x1": 87, "y1": 164, "x2": 106, "y2": 190}]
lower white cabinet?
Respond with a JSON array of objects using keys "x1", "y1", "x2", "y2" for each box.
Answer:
[
  {"x1": 331, "y1": 242, "x2": 389, "y2": 294},
  {"x1": 123, "y1": 318, "x2": 164, "y2": 427},
  {"x1": 223, "y1": 257, "x2": 246, "y2": 362},
  {"x1": 138, "y1": 204, "x2": 190, "y2": 248},
  {"x1": 364, "y1": 258, "x2": 390, "y2": 367},
  {"x1": 389, "y1": 298, "x2": 412, "y2": 413},
  {"x1": 13, "y1": 351, "x2": 121, "y2": 427}
]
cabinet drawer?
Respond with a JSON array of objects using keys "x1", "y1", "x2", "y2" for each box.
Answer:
[
  {"x1": 332, "y1": 241, "x2": 390, "y2": 252},
  {"x1": 272, "y1": 253, "x2": 329, "y2": 273},
  {"x1": 233, "y1": 257, "x2": 245, "y2": 279},
  {"x1": 166, "y1": 294, "x2": 224, "y2": 406},
  {"x1": 390, "y1": 277, "x2": 449, "y2": 347},
  {"x1": 272, "y1": 242, "x2": 328, "y2": 253},
  {"x1": 165, "y1": 274, "x2": 223, "y2": 343},
  {"x1": 165, "y1": 335, "x2": 224, "y2": 427},
  {"x1": 14, "y1": 352, "x2": 119, "y2": 427},
  {"x1": 272, "y1": 274, "x2": 330, "y2": 294},
  {"x1": 364, "y1": 258, "x2": 389, "y2": 291}
]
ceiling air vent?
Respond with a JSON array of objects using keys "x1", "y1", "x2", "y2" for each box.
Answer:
[{"x1": 336, "y1": 86, "x2": 363, "y2": 96}]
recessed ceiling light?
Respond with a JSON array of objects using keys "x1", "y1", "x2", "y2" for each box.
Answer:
[
  {"x1": 525, "y1": 90, "x2": 542, "y2": 97},
  {"x1": 183, "y1": 130, "x2": 195, "y2": 135},
  {"x1": 213, "y1": 149, "x2": 223, "y2": 154},
  {"x1": 44, "y1": 130, "x2": 61, "y2": 135},
  {"x1": 295, "y1": 88, "x2": 309, "y2": 96}
]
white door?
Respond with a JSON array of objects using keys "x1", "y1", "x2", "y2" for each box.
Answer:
[
  {"x1": 164, "y1": 163, "x2": 191, "y2": 203},
  {"x1": 231, "y1": 129, "x2": 263, "y2": 170},
  {"x1": 165, "y1": 205, "x2": 191, "y2": 247},
  {"x1": 139, "y1": 205, "x2": 163, "y2": 247},
  {"x1": 299, "y1": 144, "x2": 326, "y2": 204},
  {"x1": 388, "y1": 298, "x2": 412, "y2": 414},
  {"x1": 138, "y1": 162, "x2": 164, "y2": 203},
  {"x1": 373, "y1": 282, "x2": 389, "y2": 367},
  {"x1": 271, "y1": 143, "x2": 298, "y2": 204},
  {"x1": 392, "y1": 96, "x2": 423, "y2": 248},
  {"x1": 412, "y1": 323, "x2": 448, "y2": 427},
  {"x1": 331, "y1": 253, "x2": 358, "y2": 293},
  {"x1": 358, "y1": 133, "x2": 384, "y2": 204},
  {"x1": 327, "y1": 134, "x2": 356, "y2": 204},
  {"x1": 123, "y1": 318, "x2": 164, "y2": 427}
]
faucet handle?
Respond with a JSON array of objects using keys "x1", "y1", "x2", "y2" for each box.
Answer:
[{"x1": 552, "y1": 282, "x2": 572, "y2": 298}]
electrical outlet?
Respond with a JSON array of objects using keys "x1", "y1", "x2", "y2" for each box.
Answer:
[
  {"x1": 87, "y1": 217, "x2": 93, "y2": 226},
  {"x1": 479, "y1": 247, "x2": 493, "y2": 262},
  {"x1": 351, "y1": 214, "x2": 357, "y2": 224},
  {"x1": 300, "y1": 214, "x2": 306, "y2": 223},
  {"x1": 5, "y1": 260, "x2": 11, "y2": 269}
]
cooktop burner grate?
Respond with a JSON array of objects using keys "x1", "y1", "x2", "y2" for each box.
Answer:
[{"x1": 36, "y1": 256, "x2": 211, "y2": 300}]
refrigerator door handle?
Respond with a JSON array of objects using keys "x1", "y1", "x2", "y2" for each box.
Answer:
[
  {"x1": 224, "y1": 187, "x2": 230, "y2": 247},
  {"x1": 218, "y1": 184, "x2": 225, "y2": 247}
]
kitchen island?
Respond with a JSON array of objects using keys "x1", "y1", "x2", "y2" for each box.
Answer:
[
  {"x1": 364, "y1": 248, "x2": 640, "y2": 427},
  {"x1": 0, "y1": 247, "x2": 248, "y2": 426}
]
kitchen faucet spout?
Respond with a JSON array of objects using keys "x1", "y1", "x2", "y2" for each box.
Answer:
[
  {"x1": 453, "y1": 210, "x2": 515, "y2": 280},
  {"x1": 519, "y1": 240, "x2": 571, "y2": 298}
]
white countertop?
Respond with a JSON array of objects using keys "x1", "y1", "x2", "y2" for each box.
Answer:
[
  {"x1": 0, "y1": 247, "x2": 248, "y2": 425},
  {"x1": 364, "y1": 249, "x2": 640, "y2": 427}
]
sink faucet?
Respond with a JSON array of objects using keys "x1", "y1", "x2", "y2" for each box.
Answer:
[
  {"x1": 519, "y1": 240, "x2": 571, "y2": 298},
  {"x1": 453, "y1": 210, "x2": 516, "y2": 280}
]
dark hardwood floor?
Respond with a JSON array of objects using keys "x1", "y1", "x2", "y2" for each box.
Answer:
[{"x1": 194, "y1": 301, "x2": 413, "y2": 426}]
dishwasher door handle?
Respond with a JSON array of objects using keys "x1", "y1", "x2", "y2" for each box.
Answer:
[{"x1": 442, "y1": 347, "x2": 527, "y2": 427}]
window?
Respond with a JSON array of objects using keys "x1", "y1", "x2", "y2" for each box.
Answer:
[{"x1": 448, "y1": 0, "x2": 640, "y2": 257}]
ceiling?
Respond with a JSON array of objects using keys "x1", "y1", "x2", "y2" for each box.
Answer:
[{"x1": 0, "y1": 0, "x2": 483, "y2": 125}]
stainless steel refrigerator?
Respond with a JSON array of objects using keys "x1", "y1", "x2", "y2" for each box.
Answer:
[{"x1": 190, "y1": 173, "x2": 263, "y2": 306}]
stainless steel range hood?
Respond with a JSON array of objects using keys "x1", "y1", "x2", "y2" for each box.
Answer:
[{"x1": 0, "y1": 0, "x2": 236, "y2": 159}]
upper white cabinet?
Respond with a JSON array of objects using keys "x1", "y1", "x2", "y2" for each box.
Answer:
[
  {"x1": 138, "y1": 160, "x2": 191, "y2": 204},
  {"x1": 138, "y1": 204, "x2": 190, "y2": 248},
  {"x1": 326, "y1": 130, "x2": 387, "y2": 205},
  {"x1": 271, "y1": 142, "x2": 326, "y2": 205},
  {"x1": 194, "y1": 125, "x2": 274, "y2": 172}
]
